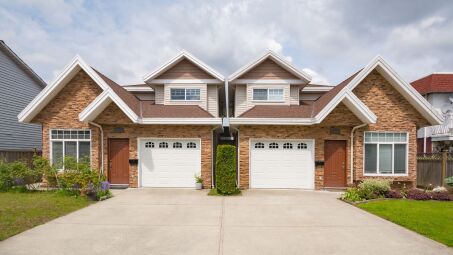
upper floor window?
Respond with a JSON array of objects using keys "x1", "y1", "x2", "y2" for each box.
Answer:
[
  {"x1": 252, "y1": 88, "x2": 283, "y2": 101},
  {"x1": 170, "y1": 88, "x2": 200, "y2": 101},
  {"x1": 364, "y1": 132, "x2": 408, "y2": 175}
]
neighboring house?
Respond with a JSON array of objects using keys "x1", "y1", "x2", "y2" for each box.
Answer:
[
  {"x1": 0, "y1": 40, "x2": 45, "y2": 156},
  {"x1": 411, "y1": 73, "x2": 453, "y2": 153},
  {"x1": 228, "y1": 52, "x2": 441, "y2": 189},
  {"x1": 18, "y1": 50, "x2": 441, "y2": 190}
]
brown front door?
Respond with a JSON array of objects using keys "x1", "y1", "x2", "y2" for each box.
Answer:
[
  {"x1": 324, "y1": 140, "x2": 347, "y2": 187},
  {"x1": 108, "y1": 139, "x2": 129, "y2": 184}
]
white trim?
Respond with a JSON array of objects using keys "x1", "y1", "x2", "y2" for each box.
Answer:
[
  {"x1": 230, "y1": 118, "x2": 316, "y2": 125},
  {"x1": 143, "y1": 51, "x2": 224, "y2": 82},
  {"x1": 230, "y1": 79, "x2": 306, "y2": 85},
  {"x1": 18, "y1": 55, "x2": 139, "y2": 124},
  {"x1": 148, "y1": 79, "x2": 220, "y2": 84},
  {"x1": 123, "y1": 86, "x2": 154, "y2": 92},
  {"x1": 169, "y1": 87, "x2": 201, "y2": 101},
  {"x1": 139, "y1": 118, "x2": 222, "y2": 125},
  {"x1": 252, "y1": 87, "x2": 285, "y2": 102},
  {"x1": 302, "y1": 86, "x2": 333, "y2": 92},
  {"x1": 228, "y1": 50, "x2": 311, "y2": 83},
  {"x1": 345, "y1": 56, "x2": 442, "y2": 125}
]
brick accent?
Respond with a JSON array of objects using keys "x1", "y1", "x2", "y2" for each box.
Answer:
[
  {"x1": 352, "y1": 70, "x2": 430, "y2": 186},
  {"x1": 32, "y1": 70, "x2": 103, "y2": 170}
]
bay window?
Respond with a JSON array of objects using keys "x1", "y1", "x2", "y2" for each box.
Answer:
[
  {"x1": 50, "y1": 129, "x2": 91, "y2": 168},
  {"x1": 364, "y1": 132, "x2": 407, "y2": 175}
]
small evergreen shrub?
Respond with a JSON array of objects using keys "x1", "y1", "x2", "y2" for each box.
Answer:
[
  {"x1": 357, "y1": 179, "x2": 392, "y2": 199},
  {"x1": 215, "y1": 145, "x2": 238, "y2": 195},
  {"x1": 407, "y1": 189, "x2": 431, "y2": 200}
]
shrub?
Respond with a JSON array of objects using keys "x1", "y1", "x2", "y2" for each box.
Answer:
[
  {"x1": 33, "y1": 156, "x2": 57, "y2": 187},
  {"x1": 341, "y1": 187, "x2": 362, "y2": 202},
  {"x1": 357, "y1": 179, "x2": 392, "y2": 199},
  {"x1": 431, "y1": 191, "x2": 450, "y2": 201},
  {"x1": 0, "y1": 160, "x2": 44, "y2": 191},
  {"x1": 445, "y1": 176, "x2": 453, "y2": 187},
  {"x1": 407, "y1": 189, "x2": 431, "y2": 200},
  {"x1": 385, "y1": 190, "x2": 403, "y2": 199},
  {"x1": 215, "y1": 145, "x2": 238, "y2": 195}
]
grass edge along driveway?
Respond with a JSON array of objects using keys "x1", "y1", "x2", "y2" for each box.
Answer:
[
  {"x1": 0, "y1": 191, "x2": 92, "y2": 241},
  {"x1": 357, "y1": 199, "x2": 453, "y2": 247}
]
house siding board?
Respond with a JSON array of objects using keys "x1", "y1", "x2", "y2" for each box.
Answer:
[
  {"x1": 235, "y1": 85, "x2": 247, "y2": 117},
  {"x1": 238, "y1": 59, "x2": 299, "y2": 80},
  {"x1": 207, "y1": 85, "x2": 218, "y2": 117},
  {"x1": 155, "y1": 59, "x2": 216, "y2": 80},
  {"x1": 290, "y1": 86, "x2": 300, "y2": 105},
  {"x1": 0, "y1": 48, "x2": 42, "y2": 151},
  {"x1": 33, "y1": 70, "x2": 103, "y2": 170},
  {"x1": 352, "y1": 70, "x2": 430, "y2": 185},
  {"x1": 154, "y1": 85, "x2": 164, "y2": 104}
]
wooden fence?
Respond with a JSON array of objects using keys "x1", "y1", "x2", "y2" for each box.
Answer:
[
  {"x1": 0, "y1": 150, "x2": 41, "y2": 168},
  {"x1": 417, "y1": 152, "x2": 453, "y2": 187}
]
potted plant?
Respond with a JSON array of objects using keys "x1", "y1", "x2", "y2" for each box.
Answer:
[{"x1": 195, "y1": 174, "x2": 203, "y2": 190}]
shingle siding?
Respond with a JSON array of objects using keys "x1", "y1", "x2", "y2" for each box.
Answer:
[{"x1": 0, "y1": 48, "x2": 42, "y2": 151}]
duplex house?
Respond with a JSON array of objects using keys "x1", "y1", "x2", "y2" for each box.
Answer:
[{"x1": 18, "y1": 50, "x2": 442, "y2": 189}]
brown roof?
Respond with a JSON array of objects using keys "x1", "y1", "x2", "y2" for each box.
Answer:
[
  {"x1": 411, "y1": 73, "x2": 453, "y2": 94},
  {"x1": 93, "y1": 69, "x2": 141, "y2": 116},
  {"x1": 141, "y1": 102, "x2": 213, "y2": 118},
  {"x1": 239, "y1": 70, "x2": 362, "y2": 118}
]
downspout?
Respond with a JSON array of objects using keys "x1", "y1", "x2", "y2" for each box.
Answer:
[
  {"x1": 350, "y1": 123, "x2": 367, "y2": 185},
  {"x1": 89, "y1": 121, "x2": 104, "y2": 175},
  {"x1": 225, "y1": 80, "x2": 229, "y2": 118}
]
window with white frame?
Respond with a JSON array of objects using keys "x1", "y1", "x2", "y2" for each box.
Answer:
[
  {"x1": 297, "y1": 143, "x2": 308, "y2": 149},
  {"x1": 283, "y1": 142, "x2": 293, "y2": 149},
  {"x1": 173, "y1": 142, "x2": 182, "y2": 148},
  {"x1": 170, "y1": 88, "x2": 201, "y2": 101},
  {"x1": 159, "y1": 142, "x2": 169, "y2": 148},
  {"x1": 269, "y1": 142, "x2": 279, "y2": 149},
  {"x1": 252, "y1": 88, "x2": 283, "y2": 101},
  {"x1": 187, "y1": 142, "x2": 197, "y2": 148},
  {"x1": 364, "y1": 132, "x2": 408, "y2": 175},
  {"x1": 254, "y1": 142, "x2": 264, "y2": 149},
  {"x1": 50, "y1": 129, "x2": 91, "y2": 168}
]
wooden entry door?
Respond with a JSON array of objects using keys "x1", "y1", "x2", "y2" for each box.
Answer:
[
  {"x1": 108, "y1": 139, "x2": 129, "y2": 184},
  {"x1": 324, "y1": 140, "x2": 347, "y2": 187}
]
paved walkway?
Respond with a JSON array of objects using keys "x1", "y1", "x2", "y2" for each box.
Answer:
[{"x1": 0, "y1": 189, "x2": 451, "y2": 255}]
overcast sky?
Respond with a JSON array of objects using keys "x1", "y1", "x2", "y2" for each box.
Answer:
[{"x1": 1, "y1": 0, "x2": 453, "y2": 85}]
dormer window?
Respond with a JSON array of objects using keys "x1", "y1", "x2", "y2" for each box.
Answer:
[
  {"x1": 253, "y1": 88, "x2": 283, "y2": 101},
  {"x1": 170, "y1": 88, "x2": 200, "y2": 101}
]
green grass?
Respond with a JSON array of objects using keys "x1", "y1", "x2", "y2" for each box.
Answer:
[
  {"x1": 0, "y1": 191, "x2": 92, "y2": 241},
  {"x1": 358, "y1": 200, "x2": 453, "y2": 246}
]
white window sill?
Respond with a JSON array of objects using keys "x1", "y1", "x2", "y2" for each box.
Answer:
[
  {"x1": 251, "y1": 100, "x2": 285, "y2": 103},
  {"x1": 170, "y1": 100, "x2": 202, "y2": 102},
  {"x1": 363, "y1": 173, "x2": 409, "y2": 177}
]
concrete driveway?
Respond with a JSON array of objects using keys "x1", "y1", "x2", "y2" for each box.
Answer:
[{"x1": 0, "y1": 189, "x2": 451, "y2": 255}]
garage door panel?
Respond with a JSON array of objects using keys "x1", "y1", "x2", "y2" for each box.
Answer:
[
  {"x1": 140, "y1": 139, "x2": 201, "y2": 187},
  {"x1": 250, "y1": 139, "x2": 314, "y2": 189}
]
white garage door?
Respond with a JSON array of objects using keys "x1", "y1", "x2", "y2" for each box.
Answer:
[
  {"x1": 139, "y1": 139, "x2": 201, "y2": 187},
  {"x1": 250, "y1": 139, "x2": 315, "y2": 189}
]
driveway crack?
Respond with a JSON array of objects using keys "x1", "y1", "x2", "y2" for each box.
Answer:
[{"x1": 217, "y1": 197, "x2": 225, "y2": 255}]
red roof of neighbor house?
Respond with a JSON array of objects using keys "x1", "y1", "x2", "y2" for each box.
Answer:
[
  {"x1": 239, "y1": 70, "x2": 361, "y2": 118},
  {"x1": 411, "y1": 73, "x2": 453, "y2": 95}
]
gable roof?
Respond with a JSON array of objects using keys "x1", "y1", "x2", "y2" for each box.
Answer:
[
  {"x1": 411, "y1": 73, "x2": 453, "y2": 95},
  {"x1": 228, "y1": 51, "x2": 312, "y2": 83},
  {"x1": 143, "y1": 51, "x2": 224, "y2": 83},
  {"x1": 0, "y1": 40, "x2": 46, "y2": 88},
  {"x1": 232, "y1": 55, "x2": 443, "y2": 126},
  {"x1": 18, "y1": 55, "x2": 139, "y2": 123}
]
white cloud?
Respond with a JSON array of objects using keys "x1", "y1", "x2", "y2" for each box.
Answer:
[{"x1": 303, "y1": 68, "x2": 330, "y2": 85}]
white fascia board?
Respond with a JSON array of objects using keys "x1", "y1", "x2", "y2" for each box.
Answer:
[
  {"x1": 228, "y1": 51, "x2": 312, "y2": 83},
  {"x1": 302, "y1": 86, "x2": 333, "y2": 92},
  {"x1": 79, "y1": 91, "x2": 112, "y2": 122},
  {"x1": 347, "y1": 56, "x2": 443, "y2": 125},
  {"x1": 143, "y1": 51, "x2": 224, "y2": 83},
  {"x1": 18, "y1": 55, "x2": 110, "y2": 123},
  {"x1": 123, "y1": 86, "x2": 154, "y2": 92},
  {"x1": 230, "y1": 79, "x2": 306, "y2": 85},
  {"x1": 431, "y1": 135, "x2": 453, "y2": 142},
  {"x1": 341, "y1": 92, "x2": 377, "y2": 124},
  {"x1": 147, "y1": 79, "x2": 220, "y2": 84},
  {"x1": 140, "y1": 118, "x2": 222, "y2": 125},
  {"x1": 229, "y1": 118, "x2": 315, "y2": 125}
]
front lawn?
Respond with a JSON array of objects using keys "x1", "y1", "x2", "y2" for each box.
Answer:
[
  {"x1": 0, "y1": 191, "x2": 92, "y2": 241},
  {"x1": 358, "y1": 200, "x2": 453, "y2": 247}
]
